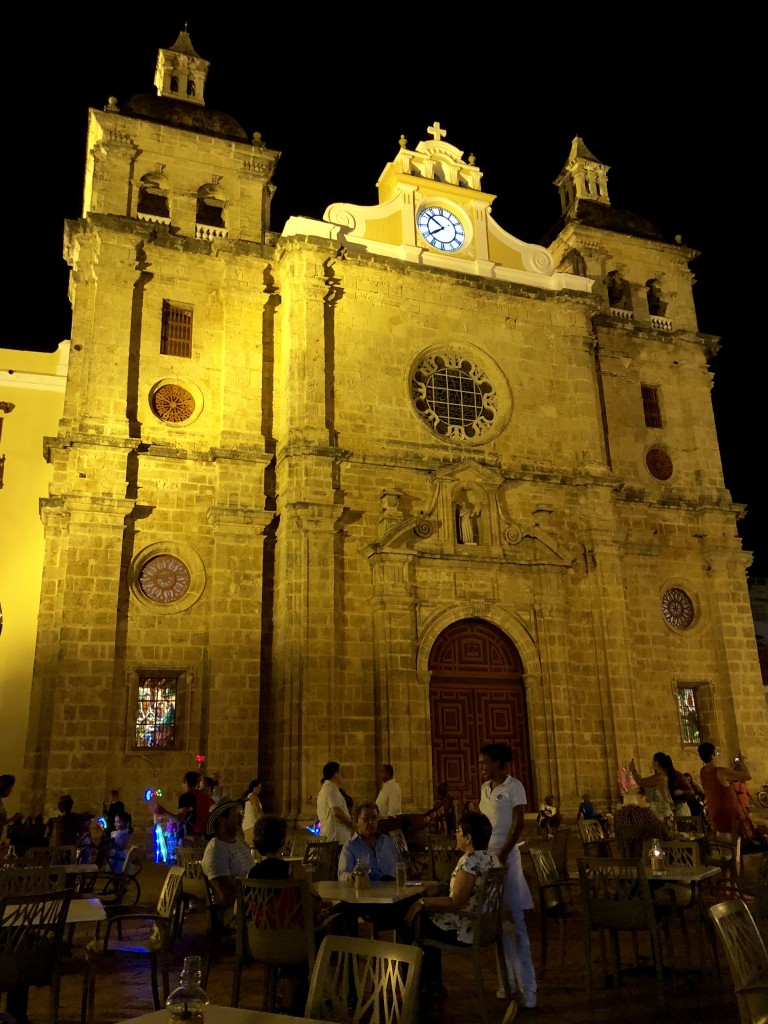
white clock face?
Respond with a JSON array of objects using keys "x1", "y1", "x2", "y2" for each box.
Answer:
[{"x1": 417, "y1": 206, "x2": 465, "y2": 252}]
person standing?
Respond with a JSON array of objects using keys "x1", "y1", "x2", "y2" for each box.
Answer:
[
  {"x1": 375, "y1": 764, "x2": 402, "y2": 823},
  {"x1": 154, "y1": 771, "x2": 201, "y2": 845},
  {"x1": 102, "y1": 789, "x2": 125, "y2": 835},
  {"x1": 479, "y1": 742, "x2": 536, "y2": 1011},
  {"x1": 316, "y1": 762, "x2": 353, "y2": 843},
  {"x1": 242, "y1": 778, "x2": 264, "y2": 847},
  {"x1": 0, "y1": 774, "x2": 22, "y2": 835}
]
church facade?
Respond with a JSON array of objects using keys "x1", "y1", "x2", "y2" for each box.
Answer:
[{"x1": 21, "y1": 31, "x2": 766, "y2": 823}]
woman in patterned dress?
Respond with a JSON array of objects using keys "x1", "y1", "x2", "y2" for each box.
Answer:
[{"x1": 404, "y1": 810, "x2": 500, "y2": 995}]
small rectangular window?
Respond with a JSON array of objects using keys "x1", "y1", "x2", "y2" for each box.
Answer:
[
  {"x1": 161, "y1": 301, "x2": 193, "y2": 358},
  {"x1": 135, "y1": 675, "x2": 177, "y2": 748},
  {"x1": 676, "y1": 686, "x2": 701, "y2": 746},
  {"x1": 641, "y1": 384, "x2": 663, "y2": 428}
]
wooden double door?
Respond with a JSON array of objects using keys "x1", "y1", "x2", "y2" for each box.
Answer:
[{"x1": 428, "y1": 619, "x2": 534, "y2": 813}]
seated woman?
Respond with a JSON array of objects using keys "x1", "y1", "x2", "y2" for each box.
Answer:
[{"x1": 404, "y1": 810, "x2": 499, "y2": 996}]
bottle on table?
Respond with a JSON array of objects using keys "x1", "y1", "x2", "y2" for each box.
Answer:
[{"x1": 166, "y1": 955, "x2": 209, "y2": 1024}]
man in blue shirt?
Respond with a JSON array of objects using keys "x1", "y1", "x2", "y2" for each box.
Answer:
[{"x1": 338, "y1": 802, "x2": 398, "y2": 881}]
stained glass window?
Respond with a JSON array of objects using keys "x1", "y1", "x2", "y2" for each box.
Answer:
[
  {"x1": 136, "y1": 676, "x2": 177, "y2": 748},
  {"x1": 677, "y1": 686, "x2": 701, "y2": 746}
]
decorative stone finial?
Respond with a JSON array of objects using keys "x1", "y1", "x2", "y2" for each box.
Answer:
[
  {"x1": 252, "y1": 132, "x2": 264, "y2": 147},
  {"x1": 468, "y1": 153, "x2": 476, "y2": 165},
  {"x1": 105, "y1": 96, "x2": 120, "y2": 112},
  {"x1": 399, "y1": 134, "x2": 407, "y2": 149}
]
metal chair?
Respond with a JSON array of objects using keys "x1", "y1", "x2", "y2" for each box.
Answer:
[
  {"x1": 18, "y1": 846, "x2": 53, "y2": 867},
  {"x1": 50, "y1": 844, "x2": 80, "y2": 866},
  {"x1": 78, "y1": 843, "x2": 142, "y2": 908},
  {"x1": 85, "y1": 866, "x2": 185, "y2": 1021},
  {"x1": 528, "y1": 844, "x2": 581, "y2": 977},
  {"x1": 704, "y1": 828, "x2": 743, "y2": 894},
  {"x1": 0, "y1": 888, "x2": 75, "y2": 1024},
  {"x1": 416, "y1": 866, "x2": 507, "y2": 1024},
  {"x1": 306, "y1": 934, "x2": 423, "y2": 1024},
  {"x1": 709, "y1": 898, "x2": 768, "y2": 1024},
  {"x1": 426, "y1": 834, "x2": 460, "y2": 886},
  {"x1": 231, "y1": 877, "x2": 317, "y2": 1011},
  {"x1": 303, "y1": 839, "x2": 340, "y2": 882},
  {"x1": 577, "y1": 856, "x2": 675, "y2": 1006}
]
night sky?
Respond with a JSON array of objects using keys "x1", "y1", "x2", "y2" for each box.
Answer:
[{"x1": 4, "y1": 12, "x2": 761, "y2": 574}]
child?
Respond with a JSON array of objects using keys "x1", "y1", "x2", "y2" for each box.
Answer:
[
  {"x1": 577, "y1": 793, "x2": 608, "y2": 832},
  {"x1": 537, "y1": 794, "x2": 561, "y2": 837}
]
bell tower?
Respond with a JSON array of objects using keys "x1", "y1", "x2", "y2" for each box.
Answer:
[
  {"x1": 153, "y1": 26, "x2": 209, "y2": 106},
  {"x1": 554, "y1": 136, "x2": 611, "y2": 218}
]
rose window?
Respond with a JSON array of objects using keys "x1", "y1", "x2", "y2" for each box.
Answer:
[
  {"x1": 661, "y1": 587, "x2": 695, "y2": 629},
  {"x1": 152, "y1": 383, "x2": 195, "y2": 423},
  {"x1": 411, "y1": 353, "x2": 497, "y2": 441},
  {"x1": 646, "y1": 447, "x2": 673, "y2": 481},
  {"x1": 138, "y1": 555, "x2": 191, "y2": 604}
]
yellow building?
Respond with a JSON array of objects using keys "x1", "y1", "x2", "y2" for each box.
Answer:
[
  {"x1": 0, "y1": 342, "x2": 69, "y2": 817},
  {"x1": 17, "y1": 31, "x2": 767, "y2": 824}
]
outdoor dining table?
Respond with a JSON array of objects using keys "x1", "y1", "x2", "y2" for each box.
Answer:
[
  {"x1": 315, "y1": 879, "x2": 433, "y2": 904},
  {"x1": 117, "y1": 1007, "x2": 327, "y2": 1024}
]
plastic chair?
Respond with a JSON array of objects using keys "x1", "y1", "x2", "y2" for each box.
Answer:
[
  {"x1": 528, "y1": 845, "x2": 581, "y2": 977},
  {"x1": 416, "y1": 866, "x2": 507, "y2": 1024},
  {"x1": 305, "y1": 933, "x2": 423, "y2": 1024},
  {"x1": 85, "y1": 866, "x2": 185, "y2": 1021},
  {"x1": 303, "y1": 840, "x2": 340, "y2": 882},
  {"x1": 50, "y1": 844, "x2": 80, "y2": 866},
  {"x1": 173, "y1": 846, "x2": 208, "y2": 936},
  {"x1": 426, "y1": 834, "x2": 460, "y2": 886},
  {"x1": 0, "y1": 865, "x2": 68, "y2": 896},
  {"x1": 231, "y1": 877, "x2": 317, "y2": 1011},
  {"x1": 577, "y1": 856, "x2": 675, "y2": 1006},
  {"x1": 0, "y1": 888, "x2": 75, "y2": 1024},
  {"x1": 578, "y1": 819, "x2": 611, "y2": 858},
  {"x1": 18, "y1": 846, "x2": 53, "y2": 867},
  {"x1": 708, "y1": 898, "x2": 768, "y2": 1024}
]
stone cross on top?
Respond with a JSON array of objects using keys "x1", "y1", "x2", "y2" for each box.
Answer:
[{"x1": 427, "y1": 121, "x2": 447, "y2": 142}]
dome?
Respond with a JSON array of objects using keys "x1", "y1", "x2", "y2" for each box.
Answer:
[{"x1": 121, "y1": 93, "x2": 248, "y2": 142}]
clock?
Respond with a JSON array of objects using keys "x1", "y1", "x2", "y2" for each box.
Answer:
[{"x1": 417, "y1": 206, "x2": 465, "y2": 252}]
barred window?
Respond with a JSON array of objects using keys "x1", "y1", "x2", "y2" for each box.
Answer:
[
  {"x1": 135, "y1": 675, "x2": 177, "y2": 748},
  {"x1": 161, "y1": 301, "x2": 193, "y2": 358},
  {"x1": 641, "y1": 384, "x2": 663, "y2": 428},
  {"x1": 676, "y1": 686, "x2": 702, "y2": 746}
]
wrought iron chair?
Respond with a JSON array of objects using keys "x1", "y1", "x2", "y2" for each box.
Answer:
[
  {"x1": 84, "y1": 866, "x2": 185, "y2": 1021},
  {"x1": 232, "y1": 877, "x2": 317, "y2": 1011},
  {"x1": 0, "y1": 887, "x2": 76, "y2": 1024},
  {"x1": 78, "y1": 843, "x2": 142, "y2": 909},
  {"x1": 709, "y1": 898, "x2": 768, "y2": 1024},
  {"x1": 306, "y1": 934, "x2": 423, "y2": 1024},
  {"x1": 577, "y1": 856, "x2": 675, "y2": 1006},
  {"x1": 416, "y1": 865, "x2": 507, "y2": 1024},
  {"x1": 528, "y1": 844, "x2": 581, "y2": 977},
  {"x1": 703, "y1": 828, "x2": 743, "y2": 894}
]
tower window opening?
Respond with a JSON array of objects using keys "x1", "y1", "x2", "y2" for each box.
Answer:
[
  {"x1": 641, "y1": 384, "x2": 663, "y2": 428},
  {"x1": 196, "y1": 197, "x2": 225, "y2": 228},
  {"x1": 676, "y1": 686, "x2": 701, "y2": 745},
  {"x1": 138, "y1": 186, "x2": 169, "y2": 219},
  {"x1": 170, "y1": 76, "x2": 179, "y2": 94},
  {"x1": 135, "y1": 675, "x2": 177, "y2": 748},
  {"x1": 161, "y1": 301, "x2": 193, "y2": 358},
  {"x1": 187, "y1": 79, "x2": 195, "y2": 97}
]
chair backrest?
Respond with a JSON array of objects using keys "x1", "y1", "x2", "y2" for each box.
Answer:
[
  {"x1": 388, "y1": 829, "x2": 410, "y2": 860},
  {"x1": 174, "y1": 847, "x2": 207, "y2": 896},
  {"x1": 174, "y1": 847, "x2": 204, "y2": 871},
  {"x1": 577, "y1": 857, "x2": 656, "y2": 932},
  {"x1": 426, "y1": 834, "x2": 460, "y2": 883},
  {"x1": 0, "y1": 866, "x2": 67, "y2": 896},
  {"x1": 0, "y1": 888, "x2": 73, "y2": 993},
  {"x1": 529, "y1": 847, "x2": 567, "y2": 912},
  {"x1": 19, "y1": 847, "x2": 53, "y2": 867},
  {"x1": 709, "y1": 898, "x2": 768, "y2": 1008},
  {"x1": 305, "y1": 934, "x2": 423, "y2": 1024},
  {"x1": 472, "y1": 866, "x2": 505, "y2": 947},
  {"x1": 49, "y1": 844, "x2": 79, "y2": 866},
  {"x1": 156, "y1": 866, "x2": 185, "y2": 920},
  {"x1": 550, "y1": 827, "x2": 571, "y2": 879},
  {"x1": 640, "y1": 838, "x2": 701, "y2": 873},
  {"x1": 705, "y1": 829, "x2": 741, "y2": 872},
  {"x1": 578, "y1": 820, "x2": 605, "y2": 844},
  {"x1": 303, "y1": 840, "x2": 340, "y2": 882},
  {"x1": 235, "y1": 878, "x2": 316, "y2": 969},
  {"x1": 675, "y1": 815, "x2": 703, "y2": 835}
]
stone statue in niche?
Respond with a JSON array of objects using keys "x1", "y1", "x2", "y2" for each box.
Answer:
[
  {"x1": 646, "y1": 278, "x2": 668, "y2": 317},
  {"x1": 606, "y1": 269, "x2": 631, "y2": 310},
  {"x1": 456, "y1": 501, "x2": 480, "y2": 545}
]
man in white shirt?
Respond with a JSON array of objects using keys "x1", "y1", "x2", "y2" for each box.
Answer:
[
  {"x1": 479, "y1": 741, "x2": 536, "y2": 1011},
  {"x1": 375, "y1": 763, "x2": 402, "y2": 821},
  {"x1": 201, "y1": 797, "x2": 253, "y2": 930},
  {"x1": 317, "y1": 761, "x2": 353, "y2": 843}
]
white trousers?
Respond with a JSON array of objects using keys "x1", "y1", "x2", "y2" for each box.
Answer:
[{"x1": 498, "y1": 906, "x2": 537, "y2": 1003}]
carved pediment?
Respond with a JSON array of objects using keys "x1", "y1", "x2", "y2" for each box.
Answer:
[{"x1": 365, "y1": 462, "x2": 577, "y2": 568}]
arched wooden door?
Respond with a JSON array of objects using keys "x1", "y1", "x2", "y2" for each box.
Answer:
[{"x1": 428, "y1": 618, "x2": 534, "y2": 813}]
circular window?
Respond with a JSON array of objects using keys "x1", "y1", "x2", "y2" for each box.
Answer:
[
  {"x1": 138, "y1": 554, "x2": 191, "y2": 604},
  {"x1": 152, "y1": 383, "x2": 195, "y2": 423},
  {"x1": 646, "y1": 447, "x2": 673, "y2": 481},
  {"x1": 661, "y1": 587, "x2": 695, "y2": 630},
  {"x1": 129, "y1": 542, "x2": 206, "y2": 613},
  {"x1": 410, "y1": 351, "x2": 507, "y2": 445}
]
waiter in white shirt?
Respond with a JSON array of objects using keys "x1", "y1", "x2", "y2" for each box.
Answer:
[
  {"x1": 375, "y1": 763, "x2": 402, "y2": 823},
  {"x1": 317, "y1": 761, "x2": 353, "y2": 842},
  {"x1": 479, "y1": 741, "x2": 536, "y2": 1012}
]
